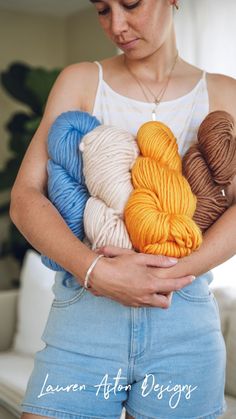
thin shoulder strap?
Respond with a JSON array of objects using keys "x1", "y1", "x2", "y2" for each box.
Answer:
[
  {"x1": 201, "y1": 70, "x2": 207, "y2": 81},
  {"x1": 94, "y1": 61, "x2": 103, "y2": 82},
  {"x1": 200, "y1": 70, "x2": 209, "y2": 96}
]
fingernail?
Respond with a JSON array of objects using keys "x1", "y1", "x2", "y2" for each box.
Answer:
[
  {"x1": 190, "y1": 276, "x2": 196, "y2": 282},
  {"x1": 168, "y1": 257, "x2": 178, "y2": 263}
]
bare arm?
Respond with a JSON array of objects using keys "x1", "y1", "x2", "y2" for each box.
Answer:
[
  {"x1": 156, "y1": 201, "x2": 236, "y2": 280},
  {"x1": 147, "y1": 74, "x2": 236, "y2": 281},
  {"x1": 9, "y1": 63, "x2": 100, "y2": 283},
  {"x1": 95, "y1": 199, "x2": 236, "y2": 291},
  {"x1": 10, "y1": 62, "x2": 194, "y2": 308}
]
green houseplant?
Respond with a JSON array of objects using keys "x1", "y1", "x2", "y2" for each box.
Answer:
[{"x1": 0, "y1": 62, "x2": 60, "y2": 274}]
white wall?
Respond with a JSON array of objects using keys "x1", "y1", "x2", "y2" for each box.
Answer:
[
  {"x1": 175, "y1": 0, "x2": 236, "y2": 77},
  {"x1": 66, "y1": 7, "x2": 116, "y2": 64}
]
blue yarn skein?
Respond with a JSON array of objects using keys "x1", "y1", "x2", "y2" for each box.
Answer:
[{"x1": 41, "y1": 110, "x2": 101, "y2": 280}]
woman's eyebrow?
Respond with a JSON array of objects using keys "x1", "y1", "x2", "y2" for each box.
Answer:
[{"x1": 89, "y1": 0, "x2": 103, "y2": 3}]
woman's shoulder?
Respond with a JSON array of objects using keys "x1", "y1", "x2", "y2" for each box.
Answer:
[
  {"x1": 206, "y1": 72, "x2": 236, "y2": 122},
  {"x1": 58, "y1": 61, "x2": 98, "y2": 80},
  {"x1": 54, "y1": 61, "x2": 99, "y2": 110},
  {"x1": 58, "y1": 58, "x2": 121, "y2": 112},
  {"x1": 40, "y1": 55, "x2": 121, "y2": 118}
]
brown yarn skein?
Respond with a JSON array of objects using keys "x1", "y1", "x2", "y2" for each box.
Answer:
[{"x1": 182, "y1": 110, "x2": 236, "y2": 232}]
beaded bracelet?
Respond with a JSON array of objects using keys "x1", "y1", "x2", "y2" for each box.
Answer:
[{"x1": 84, "y1": 254, "x2": 104, "y2": 289}]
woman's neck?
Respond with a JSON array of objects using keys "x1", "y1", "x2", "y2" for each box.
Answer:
[{"x1": 123, "y1": 29, "x2": 178, "y2": 83}]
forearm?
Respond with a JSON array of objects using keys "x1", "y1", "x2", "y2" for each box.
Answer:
[
  {"x1": 159, "y1": 204, "x2": 236, "y2": 279},
  {"x1": 10, "y1": 187, "x2": 96, "y2": 284}
]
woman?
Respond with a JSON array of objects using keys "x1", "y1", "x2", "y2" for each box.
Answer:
[{"x1": 10, "y1": 0, "x2": 236, "y2": 418}]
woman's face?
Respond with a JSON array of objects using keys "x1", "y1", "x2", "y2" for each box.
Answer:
[{"x1": 90, "y1": 0, "x2": 174, "y2": 59}]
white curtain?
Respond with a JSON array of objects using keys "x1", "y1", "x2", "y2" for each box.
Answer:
[{"x1": 174, "y1": 0, "x2": 236, "y2": 78}]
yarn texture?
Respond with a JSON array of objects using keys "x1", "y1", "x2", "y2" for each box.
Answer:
[
  {"x1": 79, "y1": 125, "x2": 139, "y2": 249},
  {"x1": 124, "y1": 121, "x2": 202, "y2": 257},
  {"x1": 41, "y1": 110, "x2": 100, "y2": 277},
  {"x1": 183, "y1": 110, "x2": 236, "y2": 232},
  {"x1": 41, "y1": 110, "x2": 236, "y2": 277}
]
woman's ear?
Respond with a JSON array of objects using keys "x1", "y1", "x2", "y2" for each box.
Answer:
[{"x1": 169, "y1": 0, "x2": 179, "y2": 10}]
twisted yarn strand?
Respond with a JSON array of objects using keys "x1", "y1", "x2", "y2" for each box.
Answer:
[
  {"x1": 79, "y1": 125, "x2": 139, "y2": 250},
  {"x1": 183, "y1": 110, "x2": 236, "y2": 232},
  {"x1": 124, "y1": 121, "x2": 202, "y2": 257},
  {"x1": 41, "y1": 111, "x2": 100, "y2": 276}
]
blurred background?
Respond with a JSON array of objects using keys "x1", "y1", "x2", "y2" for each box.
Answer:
[
  {"x1": 0, "y1": 2, "x2": 236, "y2": 419},
  {"x1": 0, "y1": 0, "x2": 116, "y2": 289}
]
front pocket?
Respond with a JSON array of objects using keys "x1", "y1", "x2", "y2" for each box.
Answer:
[
  {"x1": 176, "y1": 287, "x2": 213, "y2": 303},
  {"x1": 52, "y1": 272, "x2": 87, "y2": 308},
  {"x1": 176, "y1": 271, "x2": 214, "y2": 303}
]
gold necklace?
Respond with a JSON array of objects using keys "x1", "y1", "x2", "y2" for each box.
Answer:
[{"x1": 124, "y1": 52, "x2": 179, "y2": 121}]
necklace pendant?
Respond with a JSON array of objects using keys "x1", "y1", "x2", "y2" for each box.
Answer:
[{"x1": 152, "y1": 107, "x2": 157, "y2": 121}]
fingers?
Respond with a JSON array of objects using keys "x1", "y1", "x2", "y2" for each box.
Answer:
[
  {"x1": 138, "y1": 292, "x2": 174, "y2": 309},
  {"x1": 121, "y1": 292, "x2": 173, "y2": 309},
  {"x1": 136, "y1": 253, "x2": 178, "y2": 268},
  {"x1": 150, "y1": 292, "x2": 173, "y2": 309},
  {"x1": 95, "y1": 247, "x2": 178, "y2": 270},
  {"x1": 95, "y1": 245, "x2": 135, "y2": 258},
  {"x1": 149, "y1": 275, "x2": 195, "y2": 294}
]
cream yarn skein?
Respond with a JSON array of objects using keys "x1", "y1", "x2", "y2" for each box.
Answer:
[{"x1": 79, "y1": 125, "x2": 139, "y2": 250}]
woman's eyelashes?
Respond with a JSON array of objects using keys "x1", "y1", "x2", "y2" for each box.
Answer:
[{"x1": 97, "y1": 1, "x2": 141, "y2": 16}]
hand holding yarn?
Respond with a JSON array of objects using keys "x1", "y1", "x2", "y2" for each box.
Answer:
[
  {"x1": 41, "y1": 111, "x2": 203, "y2": 277},
  {"x1": 40, "y1": 110, "x2": 199, "y2": 303}
]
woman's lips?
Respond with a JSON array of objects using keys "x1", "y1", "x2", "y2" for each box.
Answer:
[{"x1": 117, "y1": 38, "x2": 139, "y2": 50}]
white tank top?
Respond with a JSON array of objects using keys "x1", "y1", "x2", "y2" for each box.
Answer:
[{"x1": 92, "y1": 61, "x2": 209, "y2": 157}]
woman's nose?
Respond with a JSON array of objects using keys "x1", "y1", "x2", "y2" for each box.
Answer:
[{"x1": 110, "y1": 10, "x2": 129, "y2": 36}]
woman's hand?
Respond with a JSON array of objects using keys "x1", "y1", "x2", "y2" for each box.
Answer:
[{"x1": 87, "y1": 246, "x2": 195, "y2": 308}]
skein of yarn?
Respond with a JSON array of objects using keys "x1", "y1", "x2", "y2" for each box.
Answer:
[
  {"x1": 41, "y1": 110, "x2": 100, "y2": 277},
  {"x1": 40, "y1": 107, "x2": 236, "y2": 280},
  {"x1": 79, "y1": 125, "x2": 139, "y2": 250},
  {"x1": 124, "y1": 121, "x2": 203, "y2": 257},
  {"x1": 182, "y1": 110, "x2": 236, "y2": 232}
]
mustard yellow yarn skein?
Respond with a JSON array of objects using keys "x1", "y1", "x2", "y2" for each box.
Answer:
[{"x1": 124, "y1": 121, "x2": 202, "y2": 257}]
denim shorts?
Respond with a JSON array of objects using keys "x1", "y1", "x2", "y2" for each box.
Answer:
[{"x1": 21, "y1": 270, "x2": 227, "y2": 419}]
